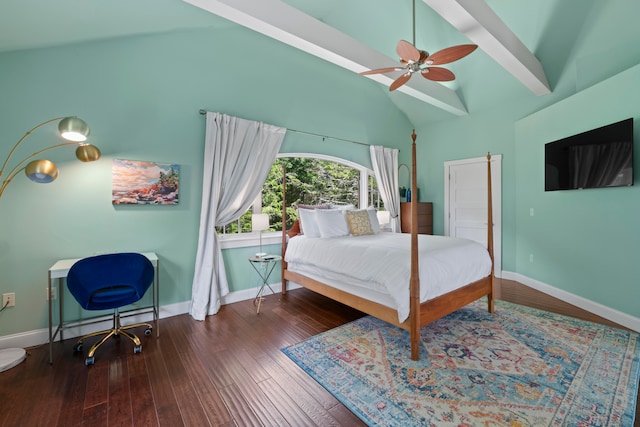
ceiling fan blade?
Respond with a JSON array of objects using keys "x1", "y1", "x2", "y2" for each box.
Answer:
[
  {"x1": 396, "y1": 40, "x2": 420, "y2": 62},
  {"x1": 421, "y1": 67, "x2": 455, "y2": 82},
  {"x1": 359, "y1": 67, "x2": 403, "y2": 76},
  {"x1": 389, "y1": 72, "x2": 412, "y2": 91},
  {"x1": 426, "y1": 44, "x2": 478, "y2": 65}
]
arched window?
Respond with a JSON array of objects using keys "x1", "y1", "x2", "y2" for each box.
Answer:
[{"x1": 217, "y1": 153, "x2": 383, "y2": 247}]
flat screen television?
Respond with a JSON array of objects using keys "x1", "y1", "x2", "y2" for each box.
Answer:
[{"x1": 545, "y1": 118, "x2": 634, "y2": 191}]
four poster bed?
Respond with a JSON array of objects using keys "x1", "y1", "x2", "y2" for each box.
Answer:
[{"x1": 280, "y1": 131, "x2": 495, "y2": 360}]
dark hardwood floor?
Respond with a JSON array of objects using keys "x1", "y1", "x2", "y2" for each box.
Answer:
[
  {"x1": 0, "y1": 281, "x2": 638, "y2": 426},
  {"x1": 0, "y1": 288, "x2": 366, "y2": 427}
]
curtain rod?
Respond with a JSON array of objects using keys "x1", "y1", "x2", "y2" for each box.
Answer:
[{"x1": 198, "y1": 109, "x2": 370, "y2": 148}]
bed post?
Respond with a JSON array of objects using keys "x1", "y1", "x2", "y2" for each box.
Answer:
[
  {"x1": 281, "y1": 162, "x2": 288, "y2": 295},
  {"x1": 486, "y1": 153, "x2": 495, "y2": 314},
  {"x1": 409, "y1": 130, "x2": 420, "y2": 361}
]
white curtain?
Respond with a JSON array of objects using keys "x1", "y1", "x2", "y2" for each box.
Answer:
[
  {"x1": 190, "y1": 112, "x2": 286, "y2": 321},
  {"x1": 370, "y1": 145, "x2": 401, "y2": 232}
]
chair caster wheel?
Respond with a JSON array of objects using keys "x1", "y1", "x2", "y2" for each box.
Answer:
[
  {"x1": 85, "y1": 357, "x2": 95, "y2": 366},
  {"x1": 134, "y1": 345, "x2": 142, "y2": 354},
  {"x1": 144, "y1": 328, "x2": 152, "y2": 336},
  {"x1": 73, "y1": 343, "x2": 83, "y2": 352}
]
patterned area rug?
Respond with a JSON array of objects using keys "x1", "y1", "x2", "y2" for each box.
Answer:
[{"x1": 283, "y1": 300, "x2": 640, "y2": 426}]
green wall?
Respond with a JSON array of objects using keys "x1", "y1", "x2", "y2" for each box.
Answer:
[
  {"x1": 515, "y1": 65, "x2": 640, "y2": 318},
  {"x1": 408, "y1": 0, "x2": 640, "y2": 325},
  {"x1": 0, "y1": 26, "x2": 411, "y2": 338},
  {"x1": 2, "y1": 0, "x2": 640, "y2": 341},
  {"x1": 411, "y1": 73, "x2": 639, "y2": 321}
]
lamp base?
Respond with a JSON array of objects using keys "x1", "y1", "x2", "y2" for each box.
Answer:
[{"x1": 0, "y1": 348, "x2": 26, "y2": 372}]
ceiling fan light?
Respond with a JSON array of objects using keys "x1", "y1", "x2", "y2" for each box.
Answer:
[
  {"x1": 25, "y1": 159, "x2": 59, "y2": 183},
  {"x1": 58, "y1": 117, "x2": 90, "y2": 142}
]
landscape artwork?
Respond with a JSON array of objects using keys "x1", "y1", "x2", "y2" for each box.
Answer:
[{"x1": 112, "y1": 159, "x2": 179, "y2": 205}]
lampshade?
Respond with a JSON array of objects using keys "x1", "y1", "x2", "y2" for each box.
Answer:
[
  {"x1": 58, "y1": 117, "x2": 90, "y2": 142},
  {"x1": 8, "y1": 118, "x2": 100, "y2": 185},
  {"x1": 252, "y1": 213, "x2": 270, "y2": 231},
  {"x1": 376, "y1": 210, "x2": 391, "y2": 225},
  {"x1": 25, "y1": 159, "x2": 59, "y2": 183},
  {"x1": 75, "y1": 144, "x2": 101, "y2": 162}
]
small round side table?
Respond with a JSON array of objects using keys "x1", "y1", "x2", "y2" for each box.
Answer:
[{"x1": 248, "y1": 254, "x2": 282, "y2": 314}]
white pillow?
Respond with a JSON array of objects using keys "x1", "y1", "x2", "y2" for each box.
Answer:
[
  {"x1": 297, "y1": 208, "x2": 320, "y2": 238},
  {"x1": 367, "y1": 207, "x2": 380, "y2": 234},
  {"x1": 316, "y1": 209, "x2": 350, "y2": 238}
]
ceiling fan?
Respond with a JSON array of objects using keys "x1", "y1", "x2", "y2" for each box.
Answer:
[{"x1": 359, "y1": 0, "x2": 478, "y2": 91}]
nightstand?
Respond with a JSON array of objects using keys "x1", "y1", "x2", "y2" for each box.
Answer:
[
  {"x1": 248, "y1": 254, "x2": 282, "y2": 314},
  {"x1": 400, "y1": 202, "x2": 433, "y2": 235}
]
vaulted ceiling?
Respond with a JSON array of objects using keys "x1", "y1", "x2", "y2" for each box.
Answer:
[
  {"x1": 1, "y1": 0, "x2": 606, "y2": 127},
  {"x1": 187, "y1": 0, "x2": 549, "y2": 112}
]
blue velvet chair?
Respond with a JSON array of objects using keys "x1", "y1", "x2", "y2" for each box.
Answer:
[{"x1": 67, "y1": 252, "x2": 155, "y2": 365}]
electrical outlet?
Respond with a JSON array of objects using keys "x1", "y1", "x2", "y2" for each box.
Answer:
[
  {"x1": 46, "y1": 287, "x2": 57, "y2": 301},
  {"x1": 2, "y1": 292, "x2": 15, "y2": 308},
  {"x1": 529, "y1": 254, "x2": 534, "y2": 263}
]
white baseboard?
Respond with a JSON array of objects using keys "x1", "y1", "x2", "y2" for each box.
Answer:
[
  {"x1": 0, "y1": 329, "x2": 48, "y2": 351},
  {"x1": 0, "y1": 302, "x2": 190, "y2": 351},
  {"x1": 21, "y1": 275, "x2": 635, "y2": 352},
  {"x1": 0, "y1": 282, "x2": 287, "y2": 350},
  {"x1": 502, "y1": 271, "x2": 640, "y2": 332},
  {"x1": 221, "y1": 281, "x2": 300, "y2": 305}
]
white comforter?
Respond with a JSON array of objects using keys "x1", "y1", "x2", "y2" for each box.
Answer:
[{"x1": 285, "y1": 233, "x2": 492, "y2": 323}]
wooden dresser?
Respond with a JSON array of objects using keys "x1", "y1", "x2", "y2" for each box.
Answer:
[{"x1": 400, "y1": 202, "x2": 433, "y2": 235}]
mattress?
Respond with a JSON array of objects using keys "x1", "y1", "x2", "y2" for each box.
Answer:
[{"x1": 285, "y1": 232, "x2": 492, "y2": 323}]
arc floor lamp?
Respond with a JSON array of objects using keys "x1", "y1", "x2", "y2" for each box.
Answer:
[{"x1": 0, "y1": 116, "x2": 101, "y2": 372}]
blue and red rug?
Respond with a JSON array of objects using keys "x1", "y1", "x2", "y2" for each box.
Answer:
[{"x1": 283, "y1": 300, "x2": 639, "y2": 426}]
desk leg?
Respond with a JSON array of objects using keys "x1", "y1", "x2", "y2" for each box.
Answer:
[
  {"x1": 154, "y1": 261, "x2": 159, "y2": 338},
  {"x1": 48, "y1": 273, "x2": 53, "y2": 364},
  {"x1": 59, "y1": 278, "x2": 64, "y2": 342},
  {"x1": 49, "y1": 277, "x2": 64, "y2": 364}
]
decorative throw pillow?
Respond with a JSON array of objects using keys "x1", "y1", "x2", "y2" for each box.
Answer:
[
  {"x1": 345, "y1": 209, "x2": 374, "y2": 236},
  {"x1": 315, "y1": 209, "x2": 350, "y2": 238},
  {"x1": 296, "y1": 203, "x2": 331, "y2": 211}
]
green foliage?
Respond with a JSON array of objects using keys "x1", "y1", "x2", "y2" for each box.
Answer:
[
  {"x1": 217, "y1": 157, "x2": 364, "y2": 234},
  {"x1": 267, "y1": 158, "x2": 361, "y2": 230}
]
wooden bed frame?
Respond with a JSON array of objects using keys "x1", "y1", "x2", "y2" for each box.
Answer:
[{"x1": 280, "y1": 131, "x2": 495, "y2": 360}]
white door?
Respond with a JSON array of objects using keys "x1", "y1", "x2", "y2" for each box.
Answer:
[{"x1": 444, "y1": 155, "x2": 502, "y2": 277}]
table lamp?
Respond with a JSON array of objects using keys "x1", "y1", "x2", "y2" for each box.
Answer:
[
  {"x1": 376, "y1": 210, "x2": 391, "y2": 229},
  {"x1": 252, "y1": 213, "x2": 270, "y2": 257}
]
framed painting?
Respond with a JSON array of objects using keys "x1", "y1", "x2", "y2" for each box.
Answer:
[{"x1": 112, "y1": 159, "x2": 179, "y2": 205}]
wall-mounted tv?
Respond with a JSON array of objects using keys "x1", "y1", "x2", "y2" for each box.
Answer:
[{"x1": 545, "y1": 118, "x2": 634, "y2": 191}]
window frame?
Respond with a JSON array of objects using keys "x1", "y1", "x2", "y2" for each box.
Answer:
[{"x1": 218, "y1": 152, "x2": 375, "y2": 249}]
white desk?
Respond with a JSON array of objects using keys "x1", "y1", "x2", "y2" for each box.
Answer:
[{"x1": 48, "y1": 252, "x2": 159, "y2": 364}]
